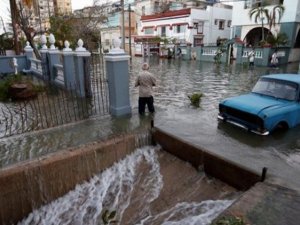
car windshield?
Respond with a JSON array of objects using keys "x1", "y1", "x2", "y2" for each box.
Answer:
[{"x1": 252, "y1": 77, "x2": 298, "y2": 101}]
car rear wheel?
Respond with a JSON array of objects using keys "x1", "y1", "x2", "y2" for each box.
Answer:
[{"x1": 273, "y1": 122, "x2": 289, "y2": 133}]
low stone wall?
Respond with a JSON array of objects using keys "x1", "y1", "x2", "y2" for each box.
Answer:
[
  {"x1": 152, "y1": 127, "x2": 262, "y2": 190},
  {"x1": 0, "y1": 55, "x2": 27, "y2": 74},
  {"x1": 0, "y1": 127, "x2": 263, "y2": 225},
  {"x1": 0, "y1": 134, "x2": 140, "y2": 225}
]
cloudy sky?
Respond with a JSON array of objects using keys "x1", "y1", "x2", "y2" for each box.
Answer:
[{"x1": 72, "y1": 0, "x2": 94, "y2": 10}]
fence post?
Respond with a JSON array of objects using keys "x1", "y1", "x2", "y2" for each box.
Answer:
[
  {"x1": 74, "y1": 39, "x2": 91, "y2": 97},
  {"x1": 24, "y1": 42, "x2": 33, "y2": 70},
  {"x1": 104, "y1": 40, "x2": 131, "y2": 117},
  {"x1": 183, "y1": 44, "x2": 192, "y2": 60},
  {"x1": 62, "y1": 40, "x2": 75, "y2": 90},
  {"x1": 47, "y1": 34, "x2": 60, "y2": 82},
  {"x1": 40, "y1": 34, "x2": 50, "y2": 81}
]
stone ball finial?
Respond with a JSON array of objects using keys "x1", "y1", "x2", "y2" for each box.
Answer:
[
  {"x1": 49, "y1": 34, "x2": 55, "y2": 49},
  {"x1": 49, "y1": 33, "x2": 56, "y2": 50},
  {"x1": 109, "y1": 38, "x2": 125, "y2": 54},
  {"x1": 64, "y1": 40, "x2": 70, "y2": 48},
  {"x1": 63, "y1": 40, "x2": 72, "y2": 52},
  {"x1": 40, "y1": 34, "x2": 48, "y2": 50},
  {"x1": 76, "y1": 39, "x2": 87, "y2": 52},
  {"x1": 78, "y1": 39, "x2": 83, "y2": 48},
  {"x1": 24, "y1": 41, "x2": 32, "y2": 50},
  {"x1": 49, "y1": 34, "x2": 55, "y2": 44},
  {"x1": 113, "y1": 39, "x2": 121, "y2": 49}
]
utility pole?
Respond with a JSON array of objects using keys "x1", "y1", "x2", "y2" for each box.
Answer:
[
  {"x1": 121, "y1": 0, "x2": 125, "y2": 49},
  {"x1": 129, "y1": 4, "x2": 132, "y2": 58}
]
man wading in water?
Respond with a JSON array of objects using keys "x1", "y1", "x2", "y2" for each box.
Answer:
[{"x1": 135, "y1": 63, "x2": 156, "y2": 115}]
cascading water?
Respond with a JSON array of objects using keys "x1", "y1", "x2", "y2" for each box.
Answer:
[{"x1": 17, "y1": 146, "x2": 235, "y2": 225}]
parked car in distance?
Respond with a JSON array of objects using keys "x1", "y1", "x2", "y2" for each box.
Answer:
[{"x1": 218, "y1": 74, "x2": 300, "y2": 135}]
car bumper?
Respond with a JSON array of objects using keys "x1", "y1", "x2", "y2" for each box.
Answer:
[{"x1": 218, "y1": 115, "x2": 269, "y2": 136}]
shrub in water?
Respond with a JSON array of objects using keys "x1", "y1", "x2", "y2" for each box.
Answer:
[{"x1": 188, "y1": 92, "x2": 203, "y2": 107}]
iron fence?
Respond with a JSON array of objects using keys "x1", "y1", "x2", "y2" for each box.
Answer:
[{"x1": 0, "y1": 52, "x2": 109, "y2": 138}]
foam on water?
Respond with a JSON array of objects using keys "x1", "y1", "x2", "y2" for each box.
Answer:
[{"x1": 17, "y1": 146, "x2": 233, "y2": 225}]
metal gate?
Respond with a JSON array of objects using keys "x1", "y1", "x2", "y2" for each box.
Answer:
[{"x1": 0, "y1": 52, "x2": 109, "y2": 139}]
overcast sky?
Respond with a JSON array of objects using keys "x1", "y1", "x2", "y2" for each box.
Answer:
[{"x1": 72, "y1": 0, "x2": 94, "y2": 10}]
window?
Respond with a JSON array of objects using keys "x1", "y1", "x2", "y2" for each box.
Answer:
[
  {"x1": 176, "y1": 25, "x2": 186, "y2": 33},
  {"x1": 161, "y1": 26, "x2": 166, "y2": 37},
  {"x1": 196, "y1": 22, "x2": 204, "y2": 34},
  {"x1": 219, "y1": 20, "x2": 225, "y2": 30},
  {"x1": 194, "y1": 37, "x2": 203, "y2": 47},
  {"x1": 105, "y1": 39, "x2": 110, "y2": 45},
  {"x1": 227, "y1": 20, "x2": 231, "y2": 27},
  {"x1": 142, "y1": 6, "x2": 145, "y2": 15},
  {"x1": 144, "y1": 27, "x2": 154, "y2": 34},
  {"x1": 214, "y1": 19, "x2": 218, "y2": 25}
]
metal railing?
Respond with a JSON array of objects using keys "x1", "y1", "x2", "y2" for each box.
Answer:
[{"x1": 0, "y1": 53, "x2": 110, "y2": 139}]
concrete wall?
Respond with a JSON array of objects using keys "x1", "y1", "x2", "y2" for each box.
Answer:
[
  {"x1": 0, "y1": 134, "x2": 141, "y2": 225},
  {"x1": 0, "y1": 55, "x2": 27, "y2": 74},
  {"x1": 152, "y1": 127, "x2": 262, "y2": 191}
]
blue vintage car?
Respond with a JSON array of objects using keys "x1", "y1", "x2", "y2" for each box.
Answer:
[{"x1": 218, "y1": 74, "x2": 300, "y2": 135}]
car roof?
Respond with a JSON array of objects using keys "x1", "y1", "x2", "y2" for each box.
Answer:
[{"x1": 261, "y1": 74, "x2": 300, "y2": 84}]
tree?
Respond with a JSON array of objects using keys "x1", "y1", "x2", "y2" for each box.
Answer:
[
  {"x1": 266, "y1": 32, "x2": 288, "y2": 47},
  {"x1": 16, "y1": 1, "x2": 41, "y2": 58},
  {"x1": 70, "y1": 3, "x2": 108, "y2": 51},
  {"x1": 49, "y1": 15, "x2": 75, "y2": 49},
  {"x1": 268, "y1": 4, "x2": 285, "y2": 30},
  {"x1": 249, "y1": 5, "x2": 269, "y2": 41},
  {"x1": 9, "y1": 0, "x2": 20, "y2": 55}
]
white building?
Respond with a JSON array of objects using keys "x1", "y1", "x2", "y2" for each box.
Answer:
[
  {"x1": 231, "y1": 0, "x2": 300, "y2": 62},
  {"x1": 136, "y1": 4, "x2": 232, "y2": 51}
]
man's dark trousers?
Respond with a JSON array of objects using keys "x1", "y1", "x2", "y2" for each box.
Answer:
[{"x1": 138, "y1": 96, "x2": 154, "y2": 114}]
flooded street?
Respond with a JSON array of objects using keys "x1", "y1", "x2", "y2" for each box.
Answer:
[
  {"x1": 1, "y1": 57, "x2": 300, "y2": 189},
  {"x1": 130, "y1": 57, "x2": 300, "y2": 190},
  {"x1": 2, "y1": 57, "x2": 300, "y2": 224}
]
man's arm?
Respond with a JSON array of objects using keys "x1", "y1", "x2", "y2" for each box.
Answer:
[
  {"x1": 151, "y1": 76, "x2": 156, "y2": 86},
  {"x1": 135, "y1": 76, "x2": 139, "y2": 87}
]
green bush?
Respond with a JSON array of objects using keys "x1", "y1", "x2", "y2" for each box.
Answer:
[
  {"x1": 188, "y1": 92, "x2": 203, "y2": 107},
  {"x1": 0, "y1": 74, "x2": 44, "y2": 101},
  {"x1": 0, "y1": 74, "x2": 22, "y2": 101}
]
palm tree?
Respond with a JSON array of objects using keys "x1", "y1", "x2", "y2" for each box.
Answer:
[
  {"x1": 249, "y1": 5, "x2": 270, "y2": 41},
  {"x1": 268, "y1": 4, "x2": 285, "y2": 30}
]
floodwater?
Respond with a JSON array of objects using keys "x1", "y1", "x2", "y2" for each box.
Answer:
[
  {"x1": 2, "y1": 57, "x2": 300, "y2": 224},
  {"x1": 17, "y1": 146, "x2": 238, "y2": 225},
  {"x1": 130, "y1": 57, "x2": 300, "y2": 190},
  {"x1": 1, "y1": 57, "x2": 300, "y2": 190}
]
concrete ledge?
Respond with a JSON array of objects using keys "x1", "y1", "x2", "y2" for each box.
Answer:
[
  {"x1": 152, "y1": 127, "x2": 261, "y2": 190},
  {"x1": 0, "y1": 134, "x2": 139, "y2": 225},
  {"x1": 213, "y1": 182, "x2": 300, "y2": 225}
]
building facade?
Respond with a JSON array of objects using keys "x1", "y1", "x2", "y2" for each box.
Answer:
[
  {"x1": 135, "y1": 3, "x2": 232, "y2": 56},
  {"x1": 231, "y1": 0, "x2": 300, "y2": 62},
  {"x1": 30, "y1": 0, "x2": 71, "y2": 31},
  {"x1": 54, "y1": 0, "x2": 72, "y2": 15}
]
